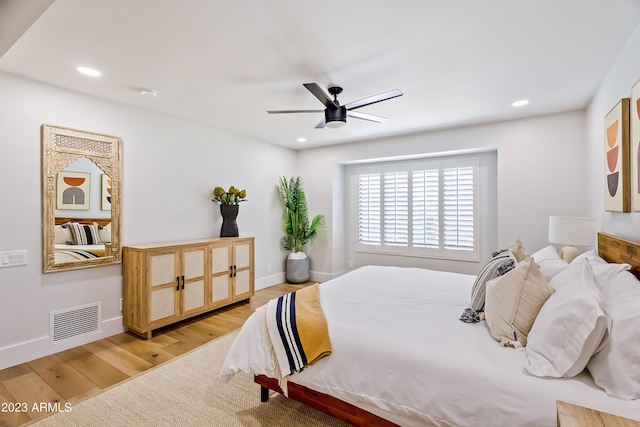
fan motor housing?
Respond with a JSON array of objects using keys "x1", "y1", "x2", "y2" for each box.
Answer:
[{"x1": 325, "y1": 106, "x2": 347, "y2": 127}]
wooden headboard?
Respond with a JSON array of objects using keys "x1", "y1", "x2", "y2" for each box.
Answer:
[
  {"x1": 598, "y1": 232, "x2": 640, "y2": 280},
  {"x1": 55, "y1": 217, "x2": 111, "y2": 227}
]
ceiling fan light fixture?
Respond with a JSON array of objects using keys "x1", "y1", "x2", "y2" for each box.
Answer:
[
  {"x1": 325, "y1": 106, "x2": 347, "y2": 129},
  {"x1": 326, "y1": 120, "x2": 346, "y2": 129}
]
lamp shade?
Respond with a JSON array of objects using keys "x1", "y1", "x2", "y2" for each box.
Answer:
[{"x1": 548, "y1": 216, "x2": 596, "y2": 246}]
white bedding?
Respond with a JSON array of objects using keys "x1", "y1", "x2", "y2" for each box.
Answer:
[
  {"x1": 220, "y1": 265, "x2": 640, "y2": 426},
  {"x1": 54, "y1": 244, "x2": 106, "y2": 263}
]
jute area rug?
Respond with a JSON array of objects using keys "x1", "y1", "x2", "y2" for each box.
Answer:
[{"x1": 29, "y1": 331, "x2": 348, "y2": 427}]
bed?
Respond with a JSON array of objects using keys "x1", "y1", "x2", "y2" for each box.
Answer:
[
  {"x1": 220, "y1": 233, "x2": 640, "y2": 426},
  {"x1": 53, "y1": 217, "x2": 112, "y2": 263}
]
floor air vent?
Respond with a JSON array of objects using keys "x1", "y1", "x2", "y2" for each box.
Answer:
[{"x1": 50, "y1": 302, "x2": 101, "y2": 344}]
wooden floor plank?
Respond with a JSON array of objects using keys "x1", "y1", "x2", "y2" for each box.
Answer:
[
  {"x1": 82, "y1": 339, "x2": 154, "y2": 376},
  {"x1": 0, "y1": 365, "x2": 33, "y2": 383},
  {"x1": 27, "y1": 354, "x2": 100, "y2": 401},
  {"x1": 0, "y1": 382, "x2": 30, "y2": 427},
  {"x1": 105, "y1": 333, "x2": 176, "y2": 366},
  {"x1": 55, "y1": 347, "x2": 129, "y2": 389},
  {"x1": 2, "y1": 372, "x2": 66, "y2": 421}
]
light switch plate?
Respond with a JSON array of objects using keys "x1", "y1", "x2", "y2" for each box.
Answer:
[{"x1": 0, "y1": 250, "x2": 28, "y2": 268}]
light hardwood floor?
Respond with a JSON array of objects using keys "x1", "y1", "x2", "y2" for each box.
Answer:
[{"x1": 0, "y1": 282, "x2": 311, "y2": 427}]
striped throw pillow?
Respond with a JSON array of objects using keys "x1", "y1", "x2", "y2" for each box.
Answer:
[
  {"x1": 68, "y1": 222, "x2": 101, "y2": 245},
  {"x1": 468, "y1": 251, "x2": 516, "y2": 313}
]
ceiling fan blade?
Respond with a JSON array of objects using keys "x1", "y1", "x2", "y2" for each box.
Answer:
[
  {"x1": 267, "y1": 110, "x2": 323, "y2": 114},
  {"x1": 303, "y1": 83, "x2": 338, "y2": 110},
  {"x1": 347, "y1": 111, "x2": 387, "y2": 123},
  {"x1": 314, "y1": 118, "x2": 326, "y2": 129},
  {"x1": 344, "y1": 89, "x2": 403, "y2": 111}
]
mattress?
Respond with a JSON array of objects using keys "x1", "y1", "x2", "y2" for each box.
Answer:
[{"x1": 221, "y1": 265, "x2": 640, "y2": 426}]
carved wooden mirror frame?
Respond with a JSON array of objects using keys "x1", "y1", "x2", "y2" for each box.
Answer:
[{"x1": 42, "y1": 124, "x2": 122, "y2": 272}]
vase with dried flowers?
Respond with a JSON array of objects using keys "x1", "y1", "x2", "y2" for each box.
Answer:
[{"x1": 212, "y1": 186, "x2": 247, "y2": 237}]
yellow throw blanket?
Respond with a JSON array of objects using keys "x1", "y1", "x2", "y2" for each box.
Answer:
[{"x1": 265, "y1": 283, "x2": 332, "y2": 377}]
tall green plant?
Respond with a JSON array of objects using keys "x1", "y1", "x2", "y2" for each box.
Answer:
[{"x1": 278, "y1": 176, "x2": 325, "y2": 253}]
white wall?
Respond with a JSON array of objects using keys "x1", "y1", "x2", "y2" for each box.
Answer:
[
  {"x1": 0, "y1": 72, "x2": 297, "y2": 369},
  {"x1": 586, "y1": 26, "x2": 640, "y2": 237},
  {"x1": 298, "y1": 110, "x2": 590, "y2": 277}
]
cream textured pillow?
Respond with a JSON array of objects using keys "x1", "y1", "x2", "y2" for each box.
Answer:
[
  {"x1": 485, "y1": 257, "x2": 554, "y2": 347},
  {"x1": 523, "y1": 260, "x2": 607, "y2": 378},
  {"x1": 508, "y1": 239, "x2": 528, "y2": 263}
]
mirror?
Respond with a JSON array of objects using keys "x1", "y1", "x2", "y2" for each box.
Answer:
[{"x1": 42, "y1": 124, "x2": 122, "y2": 273}]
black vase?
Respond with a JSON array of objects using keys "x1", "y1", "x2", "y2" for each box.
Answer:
[{"x1": 220, "y1": 204, "x2": 239, "y2": 237}]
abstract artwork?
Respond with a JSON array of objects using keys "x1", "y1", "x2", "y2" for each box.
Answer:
[
  {"x1": 604, "y1": 98, "x2": 630, "y2": 212},
  {"x1": 101, "y1": 174, "x2": 112, "y2": 211},
  {"x1": 57, "y1": 171, "x2": 91, "y2": 210},
  {"x1": 631, "y1": 81, "x2": 640, "y2": 211}
]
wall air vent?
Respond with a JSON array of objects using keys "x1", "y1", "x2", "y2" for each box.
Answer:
[{"x1": 50, "y1": 302, "x2": 101, "y2": 344}]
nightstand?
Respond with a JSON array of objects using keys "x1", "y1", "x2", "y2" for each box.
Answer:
[{"x1": 557, "y1": 401, "x2": 640, "y2": 427}]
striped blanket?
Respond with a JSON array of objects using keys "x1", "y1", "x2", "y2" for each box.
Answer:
[{"x1": 265, "y1": 283, "x2": 332, "y2": 377}]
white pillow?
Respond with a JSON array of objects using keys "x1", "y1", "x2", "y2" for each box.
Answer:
[
  {"x1": 590, "y1": 262, "x2": 631, "y2": 286},
  {"x1": 98, "y1": 222, "x2": 111, "y2": 243},
  {"x1": 531, "y1": 245, "x2": 568, "y2": 282},
  {"x1": 571, "y1": 250, "x2": 606, "y2": 265},
  {"x1": 523, "y1": 260, "x2": 607, "y2": 378},
  {"x1": 587, "y1": 270, "x2": 640, "y2": 400},
  {"x1": 54, "y1": 224, "x2": 73, "y2": 244}
]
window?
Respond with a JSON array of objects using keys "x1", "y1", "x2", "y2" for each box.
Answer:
[{"x1": 356, "y1": 156, "x2": 478, "y2": 261}]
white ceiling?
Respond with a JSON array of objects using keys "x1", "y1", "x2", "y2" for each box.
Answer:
[{"x1": 1, "y1": 0, "x2": 639, "y2": 149}]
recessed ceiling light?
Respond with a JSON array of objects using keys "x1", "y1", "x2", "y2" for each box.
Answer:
[
  {"x1": 76, "y1": 66, "x2": 102, "y2": 77},
  {"x1": 140, "y1": 89, "x2": 158, "y2": 99},
  {"x1": 512, "y1": 99, "x2": 529, "y2": 107},
  {"x1": 297, "y1": 137, "x2": 307, "y2": 143}
]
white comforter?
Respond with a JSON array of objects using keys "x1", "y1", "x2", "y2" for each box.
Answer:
[{"x1": 220, "y1": 265, "x2": 640, "y2": 426}]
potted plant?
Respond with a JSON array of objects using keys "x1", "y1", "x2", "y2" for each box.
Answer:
[
  {"x1": 278, "y1": 176, "x2": 325, "y2": 283},
  {"x1": 212, "y1": 186, "x2": 247, "y2": 237}
]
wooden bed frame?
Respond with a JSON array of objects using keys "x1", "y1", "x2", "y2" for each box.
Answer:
[
  {"x1": 255, "y1": 232, "x2": 640, "y2": 426},
  {"x1": 597, "y1": 232, "x2": 640, "y2": 279},
  {"x1": 55, "y1": 217, "x2": 111, "y2": 227}
]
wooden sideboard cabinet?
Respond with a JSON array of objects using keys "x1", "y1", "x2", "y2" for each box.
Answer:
[{"x1": 123, "y1": 237, "x2": 254, "y2": 338}]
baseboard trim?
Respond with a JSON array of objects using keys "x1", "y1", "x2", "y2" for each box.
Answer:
[
  {"x1": 255, "y1": 273, "x2": 286, "y2": 290},
  {"x1": 310, "y1": 270, "x2": 345, "y2": 282},
  {"x1": 0, "y1": 316, "x2": 126, "y2": 370}
]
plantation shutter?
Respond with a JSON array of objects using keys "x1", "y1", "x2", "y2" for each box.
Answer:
[
  {"x1": 383, "y1": 169, "x2": 409, "y2": 247},
  {"x1": 443, "y1": 166, "x2": 475, "y2": 251},
  {"x1": 358, "y1": 171, "x2": 381, "y2": 245},
  {"x1": 355, "y1": 156, "x2": 478, "y2": 260},
  {"x1": 412, "y1": 168, "x2": 440, "y2": 249}
]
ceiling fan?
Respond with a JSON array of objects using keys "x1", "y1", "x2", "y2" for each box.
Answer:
[{"x1": 267, "y1": 83, "x2": 403, "y2": 129}]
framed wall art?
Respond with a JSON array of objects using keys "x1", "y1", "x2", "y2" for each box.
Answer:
[
  {"x1": 631, "y1": 81, "x2": 640, "y2": 211},
  {"x1": 56, "y1": 171, "x2": 91, "y2": 210},
  {"x1": 604, "y1": 98, "x2": 630, "y2": 212},
  {"x1": 101, "y1": 174, "x2": 112, "y2": 211}
]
